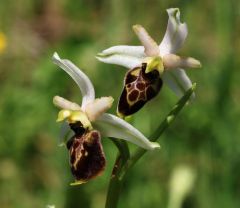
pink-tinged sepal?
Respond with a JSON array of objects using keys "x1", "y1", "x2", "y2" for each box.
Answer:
[{"x1": 118, "y1": 63, "x2": 163, "y2": 117}]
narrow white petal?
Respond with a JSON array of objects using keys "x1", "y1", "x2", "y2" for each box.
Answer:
[
  {"x1": 52, "y1": 52, "x2": 95, "y2": 109},
  {"x1": 163, "y1": 54, "x2": 202, "y2": 69},
  {"x1": 96, "y1": 54, "x2": 143, "y2": 69},
  {"x1": 94, "y1": 113, "x2": 160, "y2": 150},
  {"x1": 159, "y1": 8, "x2": 188, "y2": 56},
  {"x1": 53, "y1": 96, "x2": 82, "y2": 110},
  {"x1": 133, "y1": 25, "x2": 160, "y2": 56},
  {"x1": 85, "y1": 97, "x2": 114, "y2": 122},
  {"x1": 162, "y1": 68, "x2": 195, "y2": 99}
]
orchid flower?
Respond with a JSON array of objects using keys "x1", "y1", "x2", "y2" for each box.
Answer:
[
  {"x1": 52, "y1": 53, "x2": 160, "y2": 185},
  {"x1": 97, "y1": 8, "x2": 201, "y2": 117}
]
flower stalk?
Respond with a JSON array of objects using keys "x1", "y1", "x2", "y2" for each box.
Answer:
[{"x1": 105, "y1": 140, "x2": 129, "y2": 208}]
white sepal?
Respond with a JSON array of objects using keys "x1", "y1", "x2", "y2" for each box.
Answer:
[
  {"x1": 162, "y1": 69, "x2": 195, "y2": 99},
  {"x1": 52, "y1": 52, "x2": 95, "y2": 109},
  {"x1": 96, "y1": 54, "x2": 143, "y2": 69},
  {"x1": 100, "y1": 45, "x2": 145, "y2": 58},
  {"x1": 94, "y1": 113, "x2": 160, "y2": 150},
  {"x1": 85, "y1": 97, "x2": 114, "y2": 122},
  {"x1": 96, "y1": 45, "x2": 145, "y2": 69},
  {"x1": 159, "y1": 8, "x2": 188, "y2": 56}
]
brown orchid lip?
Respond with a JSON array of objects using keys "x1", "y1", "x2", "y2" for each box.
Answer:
[
  {"x1": 117, "y1": 63, "x2": 163, "y2": 117},
  {"x1": 67, "y1": 122, "x2": 106, "y2": 184}
]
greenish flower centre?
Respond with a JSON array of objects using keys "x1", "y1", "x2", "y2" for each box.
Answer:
[
  {"x1": 143, "y1": 56, "x2": 164, "y2": 74},
  {"x1": 56, "y1": 109, "x2": 93, "y2": 130}
]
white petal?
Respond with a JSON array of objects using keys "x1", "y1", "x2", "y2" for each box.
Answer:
[
  {"x1": 52, "y1": 52, "x2": 95, "y2": 109},
  {"x1": 85, "y1": 97, "x2": 114, "y2": 122},
  {"x1": 96, "y1": 45, "x2": 145, "y2": 69},
  {"x1": 162, "y1": 68, "x2": 195, "y2": 99},
  {"x1": 163, "y1": 54, "x2": 202, "y2": 69},
  {"x1": 159, "y1": 8, "x2": 188, "y2": 56},
  {"x1": 132, "y1": 25, "x2": 159, "y2": 56},
  {"x1": 53, "y1": 96, "x2": 82, "y2": 110},
  {"x1": 94, "y1": 113, "x2": 160, "y2": 150},
  {"x1": 59, "y1": 121, "x2": 74, "y2": 146}
]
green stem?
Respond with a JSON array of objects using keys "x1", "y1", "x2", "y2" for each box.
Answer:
[
  {"x1": 105, "y1": 84, "x2": 196, "y2": 208},
  {"x1": 105, "y1": 140, "x2": 129, "y2": 208},
  {"x1": 121, "y1": 83, "x2": 196, "y2": 178},
  {"x1": 105, "y1": 156, "x2": 124, "y2": 208},
  {"x1": 109, "y1": 138, "x2": 130, "y2": 161}
]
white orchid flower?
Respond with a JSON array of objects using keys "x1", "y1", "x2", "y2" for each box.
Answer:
[
  {"x1": 96, "y1": 8, "x2": 201, "y2": 117},
  {"x1": 52, "y1": 52, "x2": 159, "y2": 184}
]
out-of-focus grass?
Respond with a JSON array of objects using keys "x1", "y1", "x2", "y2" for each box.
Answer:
[{"x1": 0, "y1": 0, "x2": 240, "y2": 207}]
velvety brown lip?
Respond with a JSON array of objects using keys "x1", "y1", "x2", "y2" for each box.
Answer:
[
  {"x1": 118, "y1": 63, "x2": 162, "y2": 117},
  {"x1": 68, "y1": 129, "x2": 106, "y2": 183}
]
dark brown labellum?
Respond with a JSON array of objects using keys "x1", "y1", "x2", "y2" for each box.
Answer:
[
  {"x1": 118, "y1": 63, "x2": 163, "y2": 117},
  {"x1": 69, "y1": 121, "x2": 85, "y2": 137},
  {"x1": 67, "y1": 128, "x2": 106, "y2": 183}
]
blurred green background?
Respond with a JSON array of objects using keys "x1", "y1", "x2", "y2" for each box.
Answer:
[{"x1": 0, "y1": 0, "x2": 240, "y2": 207}]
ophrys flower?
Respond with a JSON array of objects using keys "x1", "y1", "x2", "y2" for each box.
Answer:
[
  {"x1": 97, "y1": 8, "x2": 201, "y2": 118},
  {"x1": 52, "y1": 53, "x2": 160, "y2": 184}
]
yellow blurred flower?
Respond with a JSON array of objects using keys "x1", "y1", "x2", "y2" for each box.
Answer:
[{"x1": 0, "y1": 32, "x2": 7, "y2": 54}]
